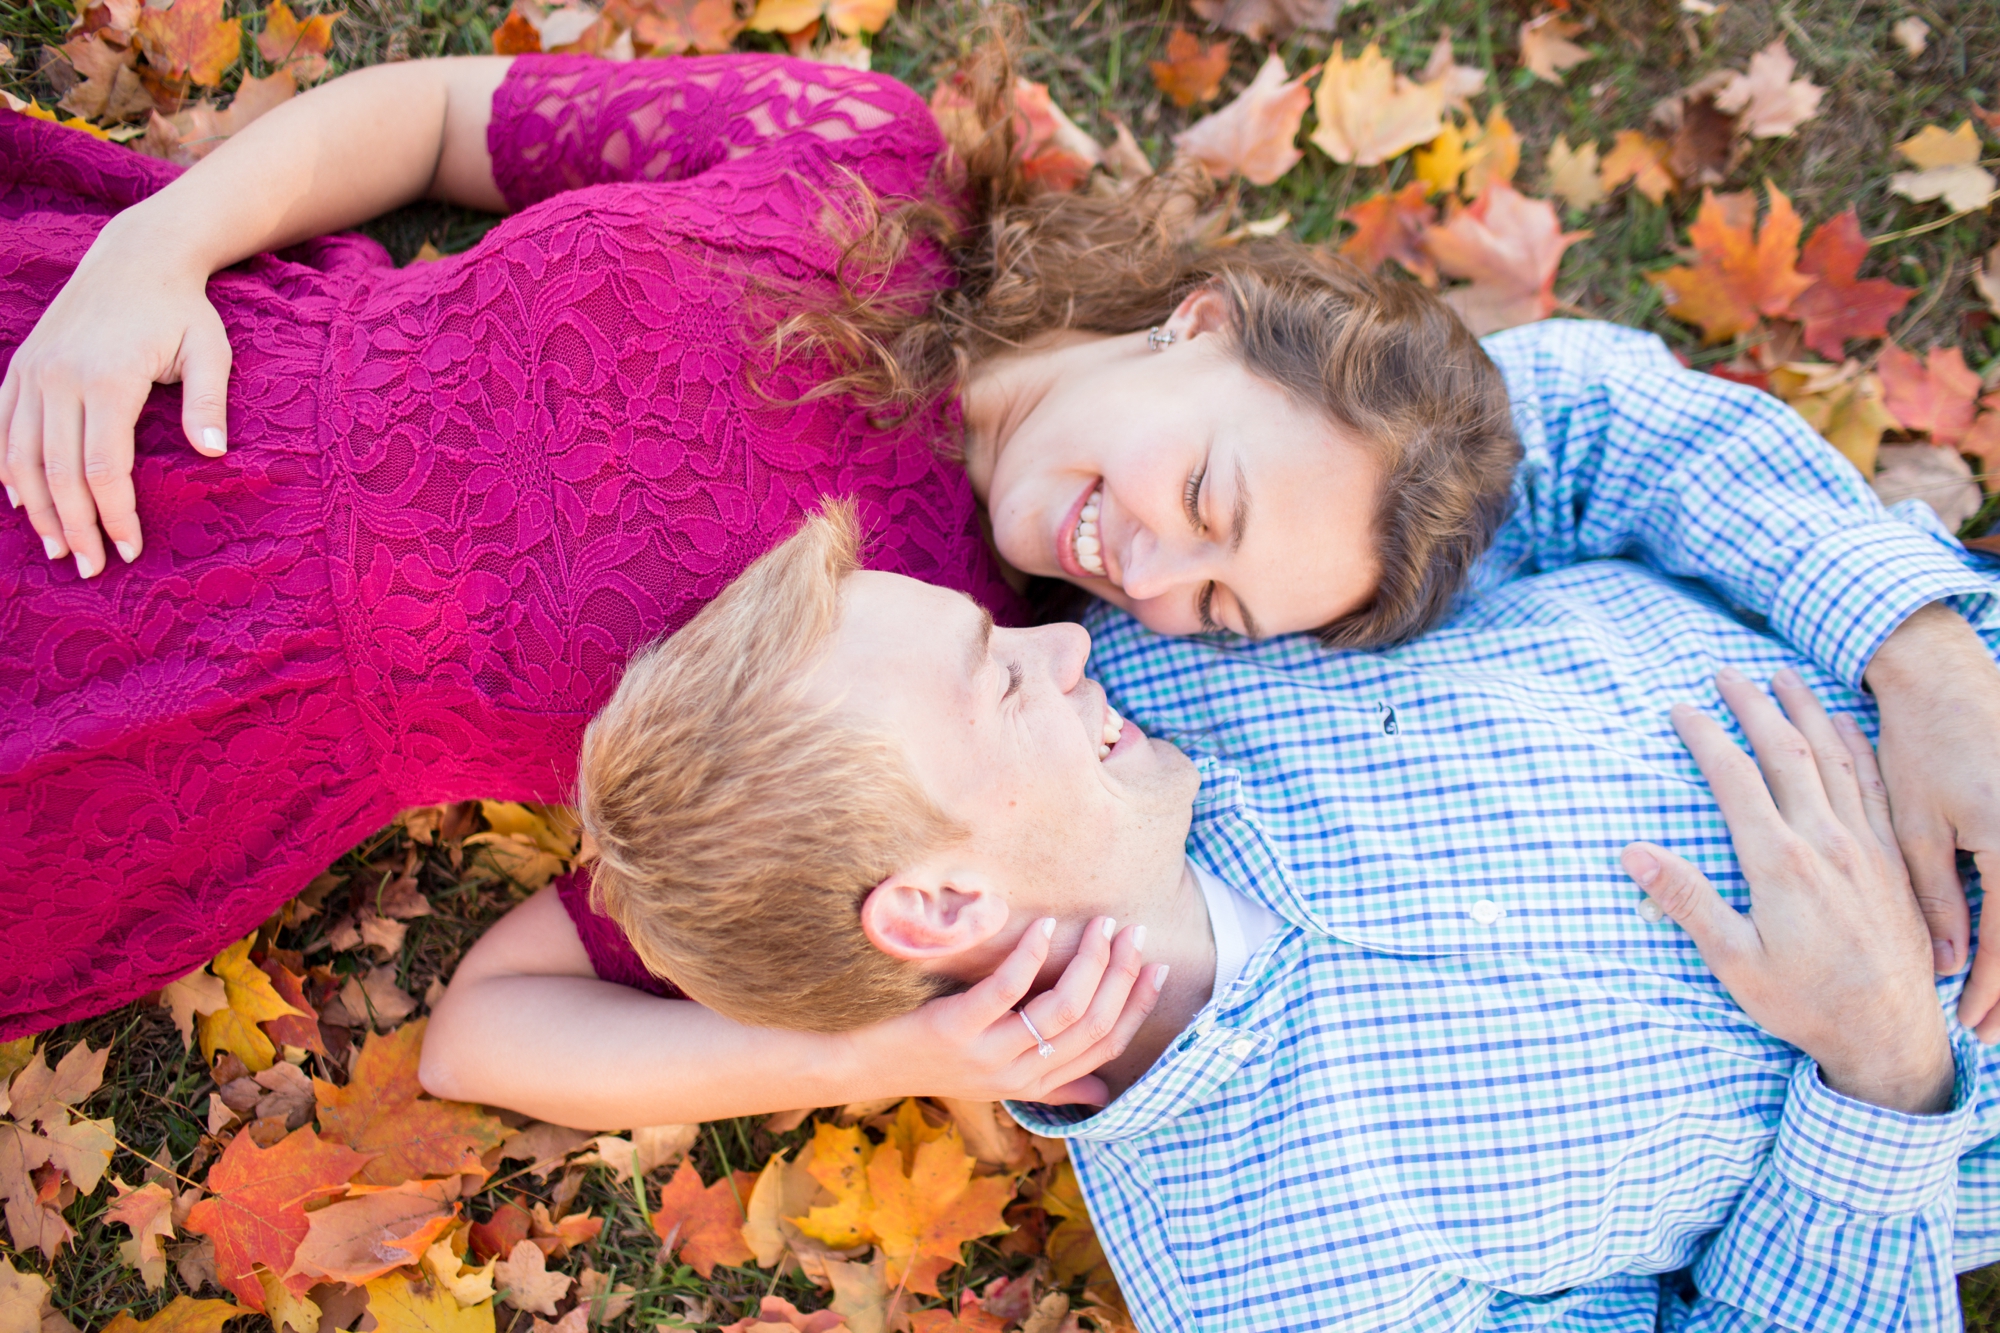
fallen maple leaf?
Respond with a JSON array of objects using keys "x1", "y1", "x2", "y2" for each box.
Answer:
[
  {"x1": 1877, "y1": 341, "x2": 1983, "y2": 446},
  {"x1": 1889, "y1": 122, "x2": 1999, "y2": 214},
  {"x1": 1790, "y1": 210, "x2": 1915, "y2": 360},
  {"x1": 366, "y1": 1269, "x2": 493, "y2": 1332},
  {"x1": 1875, "y1": 443, "x2": 1984, "y2": 529},
  {"x1": 865, "y1": 1127, "x2": 1012, "y2": 1297},
  {"x1": 1892, "y1": 17, "x2": 1929, "y2": 57},
  {"x1": 570, "y1": 1122, "x2": 698, "y2": 1183},
  {"x1": 108, "y1": 1177, "x2": 177, "y2": 1289},
  {"x1": 1519, "y1": 12, "x2": 1590, "y2": 85},
  {"x1": 199, "y1": 936, "x2": 308, "y2": 1074},
  {"x1": 1174, "y1": 52, "x2": 1311, "y2": 187},
  {"x1": 1012, "y1": 79, "x2": 1102, "y2": 191},
  {"x1": 910, "y1": 1291, "x2": 1009, "y2": 1333},
  {"x1": 747, "y1": 0, "x2": 820, "y2": 30},
  {"x1": 469, "y1": 1193, "x2": 536, "y2": 1263},
  {"x1": 1414, "y1": 121, "x2": 1466, "y2": 198},
  {"x1": 337, "y1": 965, "x2": 417, "y2": 1032},
  {"x1": 1660, "y1": 82, "x2": 1740, "y2": 191},
  {"x1": 652, "y1": 1160, "x2": 757, "y2": 1276},
  {"x1": 1599, "y1": 129, "x2": 1674, "y2": 204},
  {"x1": 1462, "y1": 107, "x2": 1520, "y2": 197},
  {"x1": 256, "y1": 959, "x2": 326, "y2": 1059},
  {"x1": 825, "y1": 1250, "x2": 900, "y2": 1333},
  {"x1": 1545, "y1": 135, "x2": 1605, "y2": 212},
  {"x1": 1649, "y1": 184, "x2": 1813, "y2": 344},
  {"x1": 0, "y1": 1254, "x2": 50, "y2": 1330},
  {"x1": 721, "y1": 1295, "x2": 851, "y2": 1333},
  {"x1": 746, "y1": 0, "x2": 892, "y2": 37},
  {"x1": 158, "y1": 967, "x2": 230, "y2": 1050},
  {"x1": 495, "y1": 1237, "x2": 572, "y2": 1315},
  {"x1": 603, "y1": 0, "x2": 746, "y2": 53},
  {"x1": 256, "y1": 2, "x2": 339, "y2": 82},
  {"x1": 101, "y1": 1296, "x2": 247, "y2": 1333},
  {"x1": 1418, "y1": 28, "x2": 1485, "y2": 116},
  {"x1": 492, "y1": 11, "x2": 542, "y2": 52},
  {"x1": 1188, "y1": 0, "x2": 1338, "y2": 42},
  {"x1": 1310, "y1": 43, "x2": 1443, "y2": 167},
  {"x1": 136, "y1": 0, "x2": 241, "y2": 86},
  {"x1": 315, "y1": 1019, "x2": 505, "y2": 1187},
  {"x1": 498, "y1": 1122, "x2": 592, "y2": 1180},
  {"x1": 1150, "y1": 28, "x2": 1230, "y2": 108},
  {"x1": 1426, "y1": 183, "x2": 1589, "y2": 336},
  {"x1": 743, "y1": 1144, "x2": 823, "y2": 1268},
  {"x1": 1, "y1": 1042, "x2": 113, "y2": 1260},
  {"x1": 794, "y1": 1121, "x2": 874, "y2": 1250},
  {"x1": 1771, "y1": 360, "x2": 1903, "y2": 474},
  {"x1": 184, "y1": 1125, "x2": 371, "y2": 1310},
  {"x1": 288, "y1": 1186, "x2": 455, "y2": 1286},
  {"x1": 1714, "y1": 40, "x2": 1822, "y2": 138},
  {"x1": 57, "y1": 31, "x2": 153, "y2": 124},
  {"x1": 1340, "y1": 182, "x2": 1438, "y2": 285}
]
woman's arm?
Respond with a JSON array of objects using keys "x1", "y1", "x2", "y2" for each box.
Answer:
[
  {"x1": 419, "y1": 886, "x2": 1160, "y2": 1127},
  {"x1": 0, "y1": 57, "x2": 510, "y2": 577}
]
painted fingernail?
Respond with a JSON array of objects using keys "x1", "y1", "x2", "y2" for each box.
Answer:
[
  {"x1": 1101, "y1": 917, "x2": 1117, "y2": 940},
  {"x1": 1131, "y1": 924, "x2": 1147, "y2": 952},
  {"x1": 1040, "y1": 917, "x2": 1056, "y2": 939},
  {"x1": 1934, "y1": 939, "x2": 1957, "y2": 973},
  {"x1": 42, "y1": 534, "x2": 64, "y2": 560},
  {"x1": 74, "y1": 551, "x2": 95, "y2": 578},
  {"x1": 115, "y1": 540, "x2": 137, "y2": 564},
  {"x1": 1621, "y1": 847, "x2": 1661, "y2": 888},
  {"x1": 1150, "y1": 964, "x2": 1170, "y2": 990},
  {"x1": 4, "y1": 485, "x2": 16, "y2": 508},
  {"x1": 202, "y1": 427, "x2": 226, "y2": 455}
]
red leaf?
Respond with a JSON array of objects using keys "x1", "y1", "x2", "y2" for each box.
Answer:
[
  {"x1": 312, "y1": 1018, "x2": 506, "y2": 1188},
  {"x1": 1424, "y1": 183, "x2": 1589, "y2": 336},
  {"x1": 1648, "y1": 183, "x2": 1813, "y2": 345},
  {"x1": 1789, "y1": 210, "x2": 1915, "y2": 360},
  {"x1": 1338, "y1": 181, "x2": 1438, "y2": 286},
  {"x1": 469, "y1": 1192, "x2": 536, "y2": 1261},
  {"x1": 650, "y1": 1161, "x2": 756, "y2": 1277},
  {"x1": 1877, "y1": 342, "x2": 1982, "y2": 446},
  {"x1": 257, "y1": 960, "x2": 327, "y2": 1058},
  {"x1": 182, "y1": 1126, "x2": 371, "y2": 1310}
]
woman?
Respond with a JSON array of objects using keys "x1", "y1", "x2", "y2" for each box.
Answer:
[{"x1": 5, "y1": 30, "x2": 1997, "y2": 1092}]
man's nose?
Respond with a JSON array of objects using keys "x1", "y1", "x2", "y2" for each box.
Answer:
[{"x1": 1026, "y1": 621, "x2": 1092, "y2": 691}]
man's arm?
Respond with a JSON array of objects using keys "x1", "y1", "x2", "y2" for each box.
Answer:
[{"x1": 418, "y1": 886, "x2": 1161, "y2": 1125}]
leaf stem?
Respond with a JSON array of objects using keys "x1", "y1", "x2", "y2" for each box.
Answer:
[
  {"x1": 1869, "y1": 209, "x2": 1978, "y2": 247},
  {"x1": 111, "y1": 1135, "x2": 204, "y2": 1191}
]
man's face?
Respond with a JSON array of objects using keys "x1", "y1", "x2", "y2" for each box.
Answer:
[{"x1": 808, "y1": 572, "x2": 1199, "y2": 955}]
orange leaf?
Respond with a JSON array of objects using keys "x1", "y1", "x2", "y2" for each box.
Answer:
[
  {"x1": 1648, "y1": 183, "x2": 1813, "y2": 345},
  {"x1": 909, "y1": 1291, "x2": 1009, "y2": 1333},
  {"x1": 256, "y1": 959, "x2": 326, "y2": 1059},
  {"x1": 100, "y1": 1296, "x2": 247, "y2": 1333},
  {"x1": 1599, "y1": 130, "x2": 1674, "y2": 205},
  {"x1": 313, "y1": 1018, "x2": 506, "y2": 1188},
  {"x1": 1425, "y1": 183, "x2": 1589, "y2": 336},
  {"x1": 864, "y1": 1131, "x2": 1012, "y2": 1298},
  {"x1": 651, "y1": 1161, "x2": 757, "y2": 1277},
  {"x1": 719, "y1": 1296, "x2": 852, "y2": 1333},
  {"x1": 604, "y1": 0, "x2": 745, "y2": 54},
  {"x1": 183, "y1": 1126, "x2": 372, "y2": 1310},
  {"x1": 1150, "y1": 28, "x2": 1231, "y2": 109},
  {"x1": 491, "y1": 11, "x2": 542, "y2": 52},
  {"x1": 286, "y1": 1186, "x2": 455, "y2": 1286},
  {"x1": 1877, "y1": 342, "x2": 1983, "y2": 446},
  {"x1": 136, "y1": 0, "x2": 241, "y2": 86},
  {"x1": 255, "y1": 1, "x2": 339, "y2": 82},
  {"x1": 1174, "y1": 52, "x2": 1311, "y2": 187},
  {"x1": 1012, "y1": 80, "x2": 1101, "y2": 191},
  {"x1": 1789, "y1": 210, "x2": 1915, "y2": 360},
  {"x1": 1961, "y1": 399, "x2": 2000, "y2": 481},
  {"x1": 1339, "y1": 181, "x2": 1438, "y2": 285},
  {"x1": 469, "y1": 1192, "x2": 535, "y2": 1261},
  {"x1": 1518, "y1": 12, "x2": 1590, "y2": 85}
]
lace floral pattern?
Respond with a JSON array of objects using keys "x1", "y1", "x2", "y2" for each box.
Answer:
[{"x1": 0, "y1": 55, "x2": 1019, "y2": 1035}]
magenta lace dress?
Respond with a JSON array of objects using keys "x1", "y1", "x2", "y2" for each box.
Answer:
[{"x1": 0, "y1": 55, "x2": 1023, "y2": 1037}]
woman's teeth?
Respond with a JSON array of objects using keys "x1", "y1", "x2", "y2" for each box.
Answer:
[
  {"x1": 1098, "y1": 705, "x2": 1125, "y2": 759},
  {"x1": 1072, "y1": 485, "x2": 1106, "y2": 577}
]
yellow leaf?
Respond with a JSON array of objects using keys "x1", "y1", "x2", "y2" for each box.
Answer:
[
  {"x1": 1896, "y1": 121, "x2": 1981, "y2": 171},
  {"x1": 198, "y1": 936, "x2": 306, "y2": 1074},
  {"x1": 864, "y1": 1128, "x2": 1012, "y2": 1297},
  {"x1": 1545, "y1": 135, "x2": 1606, "y2": 212},
  {"x1": 421, "y1": 1231, "x2": 496, "y2": 1307},
  {"x1": 1414, "y1": 121, "x2": 1466, "y2": 197},
  {"x1": 826, "y1": 0, "x2": 893, "y2": 36},
  {"x1": 1309, "y1": 43, "x2": 1445, "y2": 167},
  {"x1": 794, "y1": 1121, "x2": 875, "y2": 1248},
  {"x1": 101, "y1": 1296, "x2": 247, "y2": 1333},
  {"x1": 364, "y1": 1270, "x2": 496, "y2": 1333},
  {"x1": 746, "y1": 0, "x2": 821, "y2": 32},
  {"x1": 1462, "y1": 107, "x2": 1520, "y2": 197},
  {"x1": 159, "y1": 969, "x2": 230, "y2": 1051}
]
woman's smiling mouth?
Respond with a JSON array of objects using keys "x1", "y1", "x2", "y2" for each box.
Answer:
[{"x1": 1057, "y1": 479, "x2": 1107, "y2": 580}]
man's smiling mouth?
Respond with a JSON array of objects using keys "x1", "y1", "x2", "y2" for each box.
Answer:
[{"x1": 1099, "y1": 702, "x2": 1124, "y2": 759}]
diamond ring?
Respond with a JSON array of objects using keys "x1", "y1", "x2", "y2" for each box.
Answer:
[{"x1": 1019, "y1": 1010, "x2": 1056, "y2": 1060}]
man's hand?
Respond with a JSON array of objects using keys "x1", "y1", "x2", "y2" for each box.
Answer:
[
  {"x1": 1622, "y1": 667, "x2": 1955, "y2": 1115},
  {"x1": 1864, "y1": 603, "x2": 2000, "y2": 1035},
  {"x1": 841, "y1": 917, "x2": 1166, "y2": 1107}
]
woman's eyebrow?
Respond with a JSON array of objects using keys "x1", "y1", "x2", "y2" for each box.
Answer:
[
  {"x1": 965, "y1": 605, "x2": 995, "y2": 679},
  {"x1": 1230, "y1": 456, "x2": 1252, "y2": 554}
]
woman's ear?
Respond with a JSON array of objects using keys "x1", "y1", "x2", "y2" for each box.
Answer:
[
  {"x1": 1167, "y1": 285, "x2": 1233, "y2": 342},
  {"x1": 860, "y1": 867, "x2": 1009, "y2": 966}
]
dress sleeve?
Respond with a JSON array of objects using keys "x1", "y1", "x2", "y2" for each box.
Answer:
[
  {"x1": 553, "y1": 866, "x2": 685, "y2": 999},
  {"x1": 1470, "y1": 320, "x2": 1996, "y2": 688},
  {"x1": 487, "y1": 52, "x2": 948, "y2": 212}
]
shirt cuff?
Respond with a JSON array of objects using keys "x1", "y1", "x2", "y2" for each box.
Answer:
[
  {"x1": 1768, "y1": 522, "x2": 1996, "y2": 689},
  {"x1": 1769, "y1": 1029, "x2": 1980, "y2": 1216}
]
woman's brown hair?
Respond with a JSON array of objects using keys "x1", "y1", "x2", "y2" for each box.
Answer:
[{"x1": 773, "y1": 8, "x2": 1521, "y2": 648}]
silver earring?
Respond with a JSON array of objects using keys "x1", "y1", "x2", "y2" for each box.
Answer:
[{"x1": 1147, "y1": 326, "x2": 1176, "y2": 352}]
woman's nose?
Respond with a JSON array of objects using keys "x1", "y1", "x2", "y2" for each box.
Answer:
[{"x1": 1116, "y1": 528, "x2": 1208, "y2": 602}]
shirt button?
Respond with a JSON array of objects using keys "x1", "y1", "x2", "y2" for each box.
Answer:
[
  {"x1": 1636, "y1": 898, "x2": 1666, "y2": 924},
  {"x1": 1194, "y1": 1016, "x2": 1216, "y2": 1037},
  {"x1": 1229, "y1": 1038, "x2": 1255, "y2": 1058},
  {"x1": 1469, "y1": 899, "x2": 1505, "y2": 925}
]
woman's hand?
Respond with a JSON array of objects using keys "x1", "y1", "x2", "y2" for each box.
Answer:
[
  {"x1": 842, "y1": 916, "x2": 1165, "y2": 1107},
  {"x1": 1622, "y1": 667, "x2": 1955, "y2": 1115},
  {"x1": 0, "y1": 219, "x2": 231, "y2": 577}
]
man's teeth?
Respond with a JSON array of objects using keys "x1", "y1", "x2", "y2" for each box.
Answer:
[
  {"x1": 1098, "y1": 705, "x2": 1124, "y2": 759},
  {"x1": 1073, "y1": 485, "x2": 1106, "y2": 577}
]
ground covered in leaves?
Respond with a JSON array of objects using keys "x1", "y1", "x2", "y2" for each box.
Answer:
[{"x1": 4, "y1": 0, "x2": 2000, "y2": 1329}]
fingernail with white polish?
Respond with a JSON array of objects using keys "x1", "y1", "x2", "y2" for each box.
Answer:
[
  {"x1": 4, "y1": 485, "x2": 16, "y2": 508},
  {"x1": 115, "y1": 540, "x2": 137, "y2": 564},
  {"x1": 42, "y1": 535, "x2": 63, "y2": 560},
  {"x1": 1151, "y1": 964, "x2": 1170, "y2": 990},
  {"x1": 74, "y1": 551, "x2": 94, "y2": 578},
  {"x1": 203, "y1": 427, "x2": 226, "y2": 455},
  {"x1": 1131, "y1": 924, "x2": 1147, "y2": 952},
  {"x1": 1040, "y1": 917, "x2": 1056, "y2": 939},
  {"x1": 1101, "y1": 917, "x2": 1117, "y2": 940}
]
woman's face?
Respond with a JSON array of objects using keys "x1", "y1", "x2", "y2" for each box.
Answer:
[{"x1": 977, "y1": 292, "x2": 1384, "y2": 639}]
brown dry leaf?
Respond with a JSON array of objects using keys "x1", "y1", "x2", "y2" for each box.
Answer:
[
  {"x1": 1874, "y1": 443, "x2": 1983, "y2": 530},
  {"x1": 1310, "y1": 43, "x2": 1444, "y2": 167},
  {"x1": 256, "y1": 2, "x2": 339, "y2": 82},
  {"x1": 158, "y1": 968, "x2": 230, "y2": 1051},
  {"x1": 0, "y1": 1254, "x2": 51, "y2": 1330},
  {"x1": 1657, "y1": 80, "x2": 1740, "y2": 191},
  {"x1": 499, "y1": 1123, "x2": 592, "y2": 1180},
  {"x1": 1648, "y1": 184, "x2": 1813, "y2": 344},
  {"x1": 1713, "y1": 39, "x2": 1822, "y2": 139},
  {"x1": 576, "y1": 1267, "x2": 637, "y2": 1324},
  {"x1": 1891, "y1": 17, "x2": 1929, "y2": 57},
  {"x1": 1889, "y1": 122, "x2": 1999, "y2": 214},
  {"x1": 1599, "y1": 130, "x2": 1674, "y2": 204},
  {"x1": 56, "y1": 32, "x2": 152, "y2": 123},
  {"x1": 1771, "y1": 360, "x2": 1901, "y2": 474},
  {"x1": 1150, "y1": 28, "x2": 1231, "y2": 109},
  {"x1": 742, "y1": 1146, "x2": 823, "y2": 1268},
  {"x1": 1418, "y1": 28, "x2": 1485, "y2": 116},
  {"x1": 1974, "y1": 244, "x2": 2000, "y2": 319},
  {"x1": 1339, "y1": 182, "x2": 1439, "y2": 285},
  {"x1": 108, "y1": 1178, "x2": 178, "y2": 1290},
  {"x1": 1426, "y1": 183, "x2": 1590, "y2": 336},
  {"x1": 1188, "y1": 0, "x2": 1339, "y2": 42},
  {"x1": 495, "y1": 1237, "x2": 572, "y2": 1315},
  {"x1": 1545, "y1": 135, "x2": 1605, "y2": 212},
  {"x1": 1518, "y1": 12, "x2": 1590, "y2": 85},
  {"x1": 338, "y1": 966, "x2": 417, "y2": 1032},
  {"x1": 2, "y1": 1042, "x2": 114, "y2": 1261},
  {"x1": 937, "y1": 1100, "x2": 1033, "y2": 1172},
  {"x1": 824, "y1": 1251, "x2": 897, "y2": 1333},
  {"x1": 135, "y1": 0, "x2": 241, "y2": 86},
  {"x1": 570, "y1": 1123, "x2": 697, "y2": 1183},
  {"x1": 1173, "y1": 52, "x2": 1311, "y2": 186},
  {"x1": 287, "y1": 1186, "x2": 454, "y2": 1286}
]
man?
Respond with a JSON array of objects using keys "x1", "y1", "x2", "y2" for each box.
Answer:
[{"x1": 560, "y1": 499, "x2": 2000, "y2": 1332}]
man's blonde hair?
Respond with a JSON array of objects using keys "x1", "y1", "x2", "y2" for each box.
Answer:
[{"x1": 577, "y1": 504, "x2": 963, "y2": 1032}]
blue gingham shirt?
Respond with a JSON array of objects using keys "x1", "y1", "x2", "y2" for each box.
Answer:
[{"x1": 1009, "y1": 320, "x2": 2000, "y2": 1332}]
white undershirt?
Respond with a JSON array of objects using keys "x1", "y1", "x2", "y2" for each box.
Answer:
[{"x1": 1191, "y1": 858, "x2": 1279, "y2": 997}]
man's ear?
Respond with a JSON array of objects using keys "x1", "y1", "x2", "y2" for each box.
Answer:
[
  {"x1": 1166, "y1": 285, "x2": 1233, "y2": 342},
  {"x1": 860, "y1": 865, "x2": 1009, "y2": 966}
]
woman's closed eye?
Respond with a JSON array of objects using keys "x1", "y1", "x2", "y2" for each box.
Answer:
[{"x1": 1183, "y1": 463, "x2": 1208, "y2": 535}]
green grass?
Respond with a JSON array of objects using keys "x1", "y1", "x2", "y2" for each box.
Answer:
[{"x1": 4, "y1": 0, "x2": 2000, "y2": 1329}]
